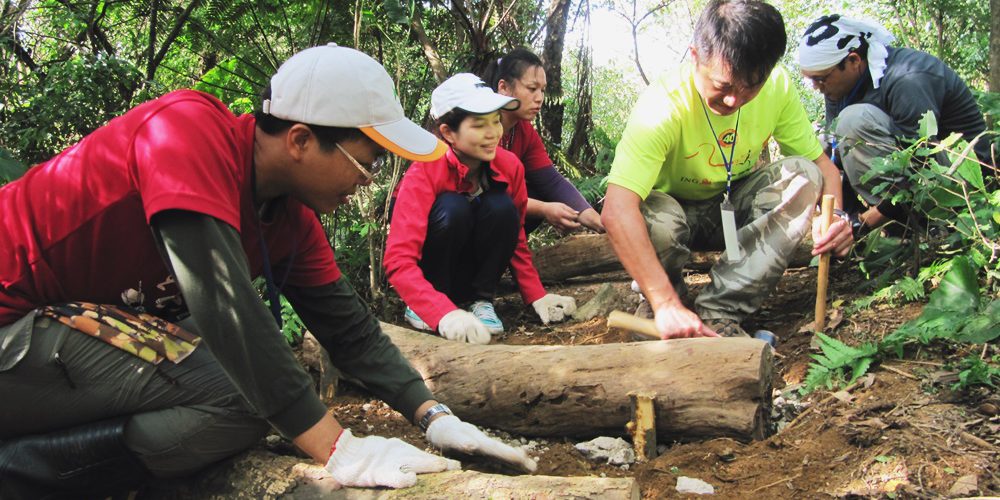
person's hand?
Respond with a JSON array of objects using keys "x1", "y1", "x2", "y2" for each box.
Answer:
[
  {"x1": 542, "y1": 202, "x2": 582, "y2": 233},
  {"x1": 438, "y1": 309, "x2": 491, "y2": 344},
  {"x1": 576, "y1": 208, "x2": 606, "y2": 233},
  {"x1": 652, "y1": 301, "x2": 719, "y2": 339},
  {"x1": 324, "y1": 429, "x2": 460, "y2": 488},
  {"x1": 426, "y1": 415, "x2": 537, "y2": 472},
  {"x1": 811, "y1": 212, "x2": 854, "y2": 258},
  {"x1": 531, "y1": 294, "x2": 576, "y2": 324}
]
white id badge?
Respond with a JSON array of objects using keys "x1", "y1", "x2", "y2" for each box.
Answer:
[{"x1": 720, "y1": 198, "x2": 741, "y2": 261}]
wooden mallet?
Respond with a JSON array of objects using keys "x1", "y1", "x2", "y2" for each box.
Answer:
[
  {"x1": 814, "y1": 194, "x2": 836, "y2": 331},
  {"x1": 607, "y1": 310, "x2": 661, "y2": 340}
]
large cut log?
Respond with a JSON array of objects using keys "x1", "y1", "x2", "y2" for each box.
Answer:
[
  {"x1": 298, "y1": 470, "x2": 639, "y2": 500},
  {"x1": 532, "y1": 233, "x2": 814, "y2": 282},
  {"x1": 382, "y1": 322, "x2": 773, "y2": 441},
  {"x1": 142, "y1": 449, "x2": 639, "y2": 500}
]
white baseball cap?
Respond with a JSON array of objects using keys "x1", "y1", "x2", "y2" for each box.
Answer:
[
  {"x1": 262, "y1": 43, "x2": 446, "y2": 162},
  {"x1": 430, "y1": 73, "x2": 520, "y2": 119}
]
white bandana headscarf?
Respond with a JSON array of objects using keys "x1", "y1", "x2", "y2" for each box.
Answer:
[{"x1": 797, "y1": 15, "x2": 895, "y2": 89}]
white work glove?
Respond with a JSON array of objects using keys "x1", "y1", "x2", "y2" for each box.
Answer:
[
  {"x1": 438, "y1": 309, "x2": 491, "y2": 344},
  {"x1": 324, "y1": 429, "x2": 460, "y2": 488},
  {"x1": 426, "y1": 415, "x2": 537, "y2": 472},
  {"x1": 531, "y1": 293, "x2": 577, "y2": 324}
]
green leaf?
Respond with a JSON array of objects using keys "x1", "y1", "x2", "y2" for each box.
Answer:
[
  {"x1": 925, "y1": 256, "x2": 979, "y2": 315},
  {"x1": 918, "y1": 111, "x2": 938, "y2": 138},
  {"x1": 955, "y1": 152, "x2": 987, "y2": 192},
  {"x1": 955, "y1": 300, "x2": 1000, "y2": 343},
  {"x1": 0, "y1": 148, "x2": 27, "y2": 183},
  {"x1": 874, "y1": 455, "x2": 893, "y2": 463}
]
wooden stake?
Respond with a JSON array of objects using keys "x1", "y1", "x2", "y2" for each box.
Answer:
[
  {"x1": 625, "y1": 391, "x2": 657, "y2": 461},
  {"x1": 814, "y1": 195, "x2": 835, "y2": 331},
  {"x1": 607, "y1": 310, "x2": 660, "y2": 340}
]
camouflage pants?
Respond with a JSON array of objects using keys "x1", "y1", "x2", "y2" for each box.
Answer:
[
  {"x1": 834, "y1": 103, "x2": 905, "y2": 206},
  {"x1": 0, "y1": 310, "x2": 269, "y2": 478},
  {"x1": 642, "y1": 156, "x2": 823, "y2": 321}
]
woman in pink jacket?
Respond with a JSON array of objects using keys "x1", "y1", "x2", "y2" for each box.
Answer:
[{"x1": 384, "y1": 74, "x2": 576, "y2": 343}]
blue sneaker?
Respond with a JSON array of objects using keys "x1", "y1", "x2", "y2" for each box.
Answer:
[
  {"x1": 404, "y1": 307, "x2": 430, "y2": 331},
  {"x1": 470, "y1": 300, "x2": 504, "y2": 334}
]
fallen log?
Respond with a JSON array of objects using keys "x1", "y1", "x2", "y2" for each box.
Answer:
[
  {"x1": 532, "y1": 233, "x2": 814, "y2": 283},
  {"x1": 298, "y1": 469, "x2": 640, "y2": 500},
  {"x1": 143, "y1": 449, "x2": 639, "y2": 500},
  {"x1": 382, "y1": 322, "x2": 774, "y2": 441}
]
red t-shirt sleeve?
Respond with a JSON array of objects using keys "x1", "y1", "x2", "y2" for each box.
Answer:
[
  {"x1": 516, "y1": 121, "x2": 554, "y2": 172},
  {"x1": 130, "y1": 94, "x2": 245, "y2": 229}
]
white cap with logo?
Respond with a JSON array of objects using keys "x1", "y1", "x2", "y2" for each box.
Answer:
[
  {"x1": 262, "y1": 43, "x2": 446, "y2": 162},
  {"x1": 430, "y1": 73, "x2": 520, "y2": 120}
]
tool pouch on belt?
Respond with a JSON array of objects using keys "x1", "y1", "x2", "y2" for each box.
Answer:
[{"x1": 39, "y1": 302, "x2": 201, "y2": 365}]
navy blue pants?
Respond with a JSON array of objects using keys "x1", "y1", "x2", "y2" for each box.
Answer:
[{"x1": 419, "y1": 189, "x2": 520, "y2": 305}]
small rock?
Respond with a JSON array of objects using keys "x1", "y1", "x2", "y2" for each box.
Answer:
[
  {"x1": 676, "y1": 476, "x2": 715, "y2": 495},
  {"x1": 574, "y1": 436, "x2": 636, "y2": 465},
  {"x1": 362, "y1": 403, "x2": 372, "y2": 412},
  {"x1": 948, "y1": 474, "x2": 978, "y2": 496},
  {"x1": 265, "y1": 435, "x2": 282, "y2": 446}
]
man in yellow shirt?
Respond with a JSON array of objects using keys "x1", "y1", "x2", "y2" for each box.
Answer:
[{"x1": 604, "y1": 0, "x2": 854, "y2": 338}]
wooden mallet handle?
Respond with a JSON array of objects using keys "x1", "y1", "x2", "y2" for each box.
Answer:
[
  {"x1": 608, "y1": 310, "x2": 661, "y2": 340},
  {"x1": 814, "y1": 194, "x2": 836, "y2": 331}
]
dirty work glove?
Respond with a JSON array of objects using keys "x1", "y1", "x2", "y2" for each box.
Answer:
[
  {"x1": 325, "y1": 429, "x2": 460, "y2": 488},
  {"x1": 531, "y1": 293, "x2": 577, "y2": 324},
  {"x1": 426, "y1": 415, "x2": 537, "y2": 472},
  {"x1": 438, "y1": 309, "x2": 491, "y2": 344}
]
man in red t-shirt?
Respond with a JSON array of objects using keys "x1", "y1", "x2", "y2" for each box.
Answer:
[{"x1": 0, "y1": 44, "x2": 535, "y2": 497}]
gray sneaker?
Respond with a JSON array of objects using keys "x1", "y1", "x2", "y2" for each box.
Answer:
[
  {"x1": 404, "y1": 307, "x2": 431, "y2": 331},
  {"x1": 470, "y1": 301, "x2": 504, "y2": 334}
]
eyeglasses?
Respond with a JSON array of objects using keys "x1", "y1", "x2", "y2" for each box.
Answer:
[
  {"x1": 805, "y1": 67, "x2": 839, "y2": 85},
  {"x1": 335, "y1": 143, "x2": 387, "y2": 180}
]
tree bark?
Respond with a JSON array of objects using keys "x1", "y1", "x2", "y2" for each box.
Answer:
[
  {"x1": 531, "y1": 233, "x2": 815, "y2": 283},
  {"x1": 382, "y1": 322, "x2": 774, "y2": 441},
  {"x1": 991, "y1": 0, "x2": 1000, "y2": 93},
  {"x1": 539, "y1": 0, "x2": 571, "y2": 147},
  {"x1": 410, "y1": 6, "x2": 447, "y2": 84}
]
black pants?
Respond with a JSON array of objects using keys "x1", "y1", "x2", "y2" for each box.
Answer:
[{"x1": 419, "y1": 190, "x2": 520, "y2": 305}]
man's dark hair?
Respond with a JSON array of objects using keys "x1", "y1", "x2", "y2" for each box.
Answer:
[
  {"x1": 482, "y1": 48, "x2": 544, "y2": 91},
  {"x1": 254, "y1": 85, "x2": 366, "y2": 151},
  {"x1": 837, "y1": 39, "x2": 869, "y2": 69},
  {"x1": 692, "y1": 0, "x2": 787, "y2": 88}
]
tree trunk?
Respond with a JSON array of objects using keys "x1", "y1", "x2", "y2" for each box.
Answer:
[
  {"x1": 991, "y1": 0, "x2": 1000, "y2": 93},
  {"x1": 567, "y1": 7, "x2": 596, "y2": 168},
  {"x1": 382, "y1": 322, "x2": 774, "y2": 441},
  {"x1": 531, "y1": 233, "x2": 815, "y2": 283},
  {"x1": 540, "y1": 0, "x2": 571, "y2": 147},
  {"x1": 410, "y1": 6, "x2": 447, "y2": 84}
]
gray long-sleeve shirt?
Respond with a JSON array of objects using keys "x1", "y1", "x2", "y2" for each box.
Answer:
[{"x1": 826, "y1": 47, "x2": 993, "y2": 168}]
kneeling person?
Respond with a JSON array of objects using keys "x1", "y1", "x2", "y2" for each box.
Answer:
[{"x1": 385, "y1": 74, "x2": 575, "y2": 343}]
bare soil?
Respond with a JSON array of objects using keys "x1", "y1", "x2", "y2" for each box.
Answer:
[{"x1": 146, "y1": 259, "x2": 1000, "y2": 499}]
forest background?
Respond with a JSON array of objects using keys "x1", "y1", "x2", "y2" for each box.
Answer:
[{"x1": 0, "y1": 0, "x2": 996, "y2": 342}]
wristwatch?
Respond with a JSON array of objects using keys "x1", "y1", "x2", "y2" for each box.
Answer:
[
  {"x1": 833, "y1": 208, "x2": 865, "y2": 239},
  {"x1": 418, "y1": 403, "x2": 453, "y2": 431}
]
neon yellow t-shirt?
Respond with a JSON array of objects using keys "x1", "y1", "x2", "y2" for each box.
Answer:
[{"x1": 609, "y1": 64, "x2": 823, "y2": 201}]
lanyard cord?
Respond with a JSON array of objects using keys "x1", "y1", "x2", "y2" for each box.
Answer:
[
  {"x1": 699, "y1": 98, "x2": 741, "y2": 200},
  {"x1": 251, "y1": 166, "x2": 289, "y2": 330}
]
